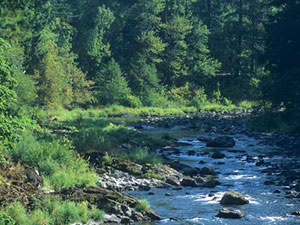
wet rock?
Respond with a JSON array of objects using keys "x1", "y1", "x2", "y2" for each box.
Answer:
[
  {"x1": 104, "y1": 214, "x2": 122, "y2": 224},
  {"x1": 181, "y1": 177, "x2": 198, "y2": 187},
  {"x1": 256, "y1": 160, "x2": 265, "y2": 166},
  {"x1": 220, "y1": 192, "x2": 249, "y2": 205},
  {"x1": 165, "y1": 192, "x2": 173, "y2": 196},
  {"x1": 204, "y1": 177, "x2": 221, "y2": 188},
  {"x1": 201, "y1": 151, "x2": 210, "y2": 156},
  {"x1": 206, "y1": 136, "x2": 236, "y2": 148},
  {"x1": 273, "y1": 190, "x2": 281, "y2": 194},
  {"x1": 172, "y1": 187, "x2": 182, "y2": 190},
  {"x1": 199, "y1": 160, "x2": 206, "y2": 164},
  {"x1": 187, "y1": 150, "x2": 196, "y2": 156},
  {"x1": 211, "y1": 152, "x2": 225, "y2": 159},
  {"x1": 198, "y1": 137, "x2": 212, "y2": 143},
  {"x1": 183, "y1": 168, "x2": 199, "y2": 177},
  {"x1": 134, "y1": 125, "x2": 144, "y2": 130},
  {"x1": 166, "y1": 177, "x2": 181, "y2": 186},
  {"x1": 199, "y1": 167, "x2": 215, "y2": 176},
  {"x1": 172, "y1": 150, "x2": 181, "y2": 155},
  {"x1": 264, "y1": 180, "x2": 275, "y2": 185},
  {"x1": 170, "y1": 217, "x2": 180, "y2": 221},
  {"x1": 57, "y1": 186, "x2": 161, "y2": 222},
  {"x1": 292, "y1": 210, "x2": 300, "y2": 216},
  {"x1": 216, "y1": 208, "x2": 245, "y2": 219},
  {"x1": 295, "y1": 184, "x2": 300, "y2": 192}
]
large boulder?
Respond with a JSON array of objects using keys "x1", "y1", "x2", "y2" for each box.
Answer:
[
  {"x1": 220, "y1": 192, "x2": 249, "y2": 205},
  {"x1": 216, "y1": 208, "x2": 245, "y2": 219},
  {"x1": 181, "y1": 177, "x2": 199, "y2": 187},
  {"x1": 206, "y1": 136, "x2": 236, "y2": 148}
]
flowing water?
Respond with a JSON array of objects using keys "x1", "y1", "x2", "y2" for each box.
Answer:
[{"x1": 128, "y1": 128, "x2": 300, "y2": 225}]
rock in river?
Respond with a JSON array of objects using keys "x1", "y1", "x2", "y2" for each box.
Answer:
[
  {"x1": 216, "y1": 208, "x2": 245, "y2": 219},
  {"x1": 199, "y1": 167, "x2": 215, "y2": 176},
  {"x1": 206, "y1": 136, "x2": 236, "y2": 148},
  {"x1": 292, "y1": 210, "x2": 300, "y2": 216},
  {"x1": 211, "y1": 152, "x2": 225, "y2": 159},
  {"x1": 220, "y1": 192, "x2": 249, "y2": 205}
]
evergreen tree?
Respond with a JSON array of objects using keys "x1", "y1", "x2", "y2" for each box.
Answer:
[
  {"x1": 94, "y1": 59, "x2": 132, "y2": 106},
  {"x1": 264, "y1": 0, "x2": 300, "y2": 110}
]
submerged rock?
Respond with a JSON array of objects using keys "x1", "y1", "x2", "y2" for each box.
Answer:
[
  {"x1": 216, "y1": 208, "x2": 245, "y2": 219},
  {"x1": 220, "y1": 192, "x2": 249, "y2": 205},
  {"x1": 187, "y1": 150, "x2": 196, "y2": 156},
  {"x1": 211, "y1": 152, "x2": 225, "y2": 159},
  {"x1": 206, "y1": 136, "x2": 236, "y2": 148}
]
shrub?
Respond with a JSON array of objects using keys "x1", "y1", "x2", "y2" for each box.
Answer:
[
  {"x1": 4, "y1": 199, "x2": 104, "y2": 225},
  {"x1": 28, "y1": 209, "x2": 51, "y2": 225},
  {"x1": 124, "y1": 147, "x2": 161, "y2": 165},
  {"x1": 0, "y1": 211, "x2": 15, "y2": 225},
  {"x1": 5, "y1": 202, "x2": 29, "y2": 225},
  {"x1": 7, "y1": 131, "x2": 97, "y2": 191},
  {"x1": 135, "y1": 200, "x2": 151, "y2": 212}
]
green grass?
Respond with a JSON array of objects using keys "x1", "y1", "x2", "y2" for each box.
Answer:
[
  {"x1": 120, "y1": 147, "x2": 162, "y2": 165},
  {"x1": 197, "y1": 101, "x2": 257, "y2": 111},
  {"x1": 3, "y1": 199, "x2": 104, "y2": 225},
  {"x1": 4, "y1": 130, "x2": 97, "y2": 191},
  {"x1": 41, "y1": 101, "x2": 256, "y2": 123},
  {"x1": 135, "y1": 200, "x2": 151, "y2": 213}
]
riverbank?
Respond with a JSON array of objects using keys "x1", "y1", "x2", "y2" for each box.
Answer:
[{"x1": 1, "y1": 108, "x2": 300, "y2": 224}]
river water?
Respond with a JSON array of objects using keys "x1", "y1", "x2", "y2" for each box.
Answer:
[{"x1": 128, "y1": 129, "x2": 300, "y2": 225}]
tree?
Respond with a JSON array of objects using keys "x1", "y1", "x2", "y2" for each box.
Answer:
[
  {"x1": 0, "y1": 39, "x2": 20, "y2": 147},
  {"x1": 264, "y1": 0, "x2": 300, "y2": 110},
  {"x1": 94, "y1": 59, "x2": 132, "y2": 106}
]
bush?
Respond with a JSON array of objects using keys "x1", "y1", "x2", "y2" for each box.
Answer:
[
  {"x1": 29, "y1": 209, "x2": 51, "y2": 225},
  {"x1": 45, "y1": 199, "x2": 104, "y2": 225},
  {"x1": 135, "y1": 200, "x2": 151, "y2": 212},
  {"x1": 124, "y1": 147, "x2": 161, "y2": 165},
  {"x1": 73, "y1": 123, "x2": 136, "y2": 153},
  {"x1": 5, "y1": 202, "x2": 29, "y2": 225},
  {"x1": 6, "y1": 131, "x2": 97, "y2": 191},
  {"x1": 4, "y1": 198, "x2": 104, "y2": 225},
  {"x1": 0, "y1": 211, "x2": 15, "y2": 225}
]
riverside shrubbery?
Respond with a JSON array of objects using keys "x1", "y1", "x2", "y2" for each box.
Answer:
[
  {"x1": 1, "y1": 198, "x2": 104, "y2": 225},
  {"x1": 3, "y1": 130, "x2": 97, "y2": 191}
]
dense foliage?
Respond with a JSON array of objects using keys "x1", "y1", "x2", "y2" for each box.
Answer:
[{"x1": 1, "y1": 0, "x2": 287, "y2": 109}]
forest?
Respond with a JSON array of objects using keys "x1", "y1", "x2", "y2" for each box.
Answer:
[{"x1": 0, "y1": 0, "x2": 300, "y2": 224}]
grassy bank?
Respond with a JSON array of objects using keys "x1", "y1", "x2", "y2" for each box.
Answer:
[{"x1": 41, "y1": 101, "x2": 256, "y2": 122}]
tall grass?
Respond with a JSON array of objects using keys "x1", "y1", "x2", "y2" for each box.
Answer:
[
  {"x1": 5, "y1": 131, "x2": 97, "y2": 191},
  {"x1": 3, "y1": 199, "x2": 104, "y2": 225}
]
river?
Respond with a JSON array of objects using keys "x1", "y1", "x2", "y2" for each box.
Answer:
[{"x1": 127, "y1": 126, "x2": 300, "y2": 225}]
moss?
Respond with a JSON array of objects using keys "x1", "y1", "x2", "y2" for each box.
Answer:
[{"x1": 145, "y1": 171, "x2": 163, "y2": 180}]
